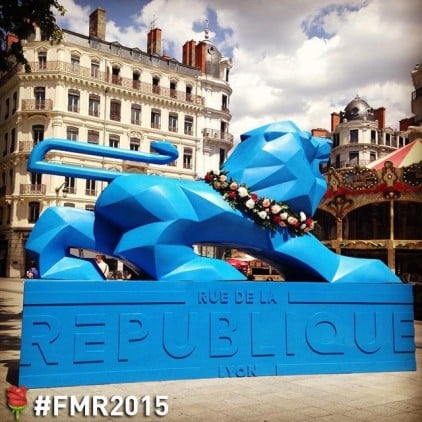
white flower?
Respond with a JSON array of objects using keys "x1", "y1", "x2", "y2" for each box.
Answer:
[
  {"x1": 219, "y1": 174, "x2": 227, "y2": 182},
  {"x1": 258, "y1": 210, "x2": 268, "y2": 219},
  {"x1": 271, "y1": 204, "x2": 282, "y2": 214},
  {"x1": 300, "y1": 211, "x2": 306, "y2": 222},
  {"x1": 238, "y1": 187, "x2": 248, "y2": 197},
  {"x1": 287, "y1": 216, "x2": 298, "y2": 225},
  {"x1": 280, "y1": 212, "x2": 288, "y2": 220},
  {"x1": 300, "y1": 223, "x2": 306, "y2": 229},
  {"x1": 245, "y1": 199, "x2": 255, "y2": 209}
]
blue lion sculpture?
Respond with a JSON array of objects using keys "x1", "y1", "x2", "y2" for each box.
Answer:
[{"x1": 26, "y1": 121, "x2": 400, "y2": 283}]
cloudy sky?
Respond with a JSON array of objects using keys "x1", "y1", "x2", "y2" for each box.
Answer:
[{"x1": 55, "y1": 0, "x2": 421, "y2": 142}]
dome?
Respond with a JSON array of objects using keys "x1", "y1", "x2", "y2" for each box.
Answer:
[{"x1": 342, "y1": 95, "x2": 375, "y2": 121}]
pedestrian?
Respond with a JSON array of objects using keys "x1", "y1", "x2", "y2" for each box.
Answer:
[
  {"x1": 26, "y1": 260, "x2": 39, "y2": 279},
  {"x1": 95, "y1": 254, "x2": 110, "y2": 278}
]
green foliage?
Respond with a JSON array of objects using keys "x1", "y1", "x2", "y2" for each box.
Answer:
[{"x1": 0, "y1": 0, "x2": 66, "y2": 72}]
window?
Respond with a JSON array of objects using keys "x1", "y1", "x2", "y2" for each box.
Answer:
[
  {"x1": 131, "y1": 105, "x2": 141, "y2": 125},
  {"x1": 109, "y1": 135, "x2": 119, "y2": 148},
  {"x1": 183, "y1": 147, "x2": 193, "y2": 169},
  {"x1": 332, "y1": 133, "x2": 339, "y2": 148},
  {"x1": 151, "y1": 109, "x2": 161, "y2": 129},
  {"x1": 10, "y1": 128, "x2": 16, "y2": 153},
  {"x1": 9, "y1": 169, "x2": 14, "y2": 192},
  {"x1": 85, "y1": 204, "x2": 95, "y2": 211},
  {"x1": 350, "y1": 129, "x2": 358, "y2": 143},
  {"x1": 68, "y1": 89, "x2": 80, "y2": 112},
  {"x1": 186, "y1": 85, "x2": 193, "y2": 102},
  {"x1": 3, "y1": 100, "x2": 12, "y2": 122},
  {"x1": 184, "y1": 116, "x2": 193, "y2": 135},
  {"x1": 87, "y1": 130, "x2": 99, "y2": 144},
  {"x1": 222, "y1": 94, "x2": 228, "y2": 110},
  {"x1": 371, "y1": 130, "x2": 376, "y2": 144},
  {"x1": 63, "y1": 203, "x2": 75, "y2": 207},
  {"x1": 91, "y1": 61, "x2": 100, "y2": 78},
  {"x1": 89, "y1": 94, "x2": 100, "y2": 117},
  {"x1": 3, "y1": 133, "x2": 7, "y2": 156},
  {"x1": 169, "y1": 113, "x2": 178, "y2": 132},
  {"x1": 133, "y1": 72, "x2": 141, "y2": 89},
  {"x1": 38, "y1": 52, "x2": 47, "y2": 70},
  {"x1": 28, "y1": 202, "x2": 40, "y2": 223},
  {"x1": 85, "y1": 179, "x2": 96, "y2": 196},
  {"x1": 349, "y1": 151, "x2": 359, "y2": 165},
  {"x1": 31, "y1": 172, "x2": 42, "y2": 185},
  {"x1": 66, "y1": 126, "x2": 79, "y2": 141},
  {"x1": 34, "y1": 87, "x2": 45, "y2": 109},
  {"x1": 130, "y1": 137, "x2": 140, "y2": 151},
  {"x1": 152, "y1": 76, "x2": 160, "y2": 94},
  {"x1": 170, "y1": 81, "x2": 177, "y2": 98},
  {"x1": 370, "y1": 152, "x2": 376, "y2": 162},
  {"x1": 386, "y1": 133, "x2": 391, "y2": 146},
  {"x1": 4, "y1": 98, "x2": 9, "y2": 119},
  {"x1": 32, "y1": 125, "x2": 44, "y2": 144},
  {"x1": 219, "y1": 148, "x2": 226, "y2": 169},
  {"x1": 12, "y1": 92, "x2": 17, "y2": 114},
  {"x1": 110, "y1": 100, "x2": 121, "y2": 121},
  {"x1": 65, "y1": 176, "x2": 76, "y2": 194},
  {"x1": 111, "y1": 67, "x2": 121, "y2": 85},
  {"x1": 71, "y1": 55, "x2": 80, "y2": 72}
]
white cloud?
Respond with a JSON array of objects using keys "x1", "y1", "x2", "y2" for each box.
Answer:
[{"x1": 56, "y1": 0, "x2": 422, "y2": 141}]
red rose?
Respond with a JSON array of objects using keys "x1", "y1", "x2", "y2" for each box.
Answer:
[
  {"x1": 251, "y1": 193, "x2": 258, "y2": 201},
  {"x1": 272, "y1": 215, "x2": 281, "y2": 223},
  {"x1": 229, "y1": 191, "x2": 237, "y2": 199},
  {"x1": 204, "y1": 173, "x2": 213, "y2": 182},
  {"x1": 7, "y1": 386, "x2": 28, "y2": 407}
]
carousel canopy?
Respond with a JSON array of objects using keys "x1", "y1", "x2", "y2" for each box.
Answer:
[{"x1": 367, "y1": 139, "x2": 422, "y2": 170}]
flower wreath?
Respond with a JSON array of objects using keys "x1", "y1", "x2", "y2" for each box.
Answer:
[{"x1": 204, "y1": 170, "x2": 315, "y2": 236}]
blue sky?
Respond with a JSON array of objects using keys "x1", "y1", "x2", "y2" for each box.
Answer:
[{"x1": 56, "y1": 0, "x2": 422, "y2": 141}]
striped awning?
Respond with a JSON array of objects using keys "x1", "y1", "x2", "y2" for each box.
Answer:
[{"x1": 367, "y1": 139, "x2": 422, "y2": 169}]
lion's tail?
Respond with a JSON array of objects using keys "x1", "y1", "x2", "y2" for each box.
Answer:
[{"x1": 27, "y1": 139, "x2": 179, "y2": 181}]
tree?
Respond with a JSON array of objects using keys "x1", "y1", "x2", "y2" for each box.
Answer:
[{"x1": 0, "y1": 0, "x2": 65, "y2": 73}]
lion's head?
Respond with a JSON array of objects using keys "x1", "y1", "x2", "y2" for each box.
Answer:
[{"x1": 223, "y1": 121, "x2": 332, "y2": 216}]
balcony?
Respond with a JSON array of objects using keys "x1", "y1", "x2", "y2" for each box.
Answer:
[
  {"x1": 19, "y1": 140, "x2": 34, "y2": 152},
  {"x1": 20, "y1": 61, "x2": 205, "y2": 105},
  {"x1": 21, "y1": 99, "x2": 53, "y2": 111},
  {"x1": 20, "y1": 184, "x2": 46, "y2": 195},
  {"x1": 203, "y1": 128, "x2": 234, "y2": 148}
]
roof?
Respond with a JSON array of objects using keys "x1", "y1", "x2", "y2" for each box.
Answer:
[{"x1": 366, "y1": 139, "x2": 422, "y2": 169}]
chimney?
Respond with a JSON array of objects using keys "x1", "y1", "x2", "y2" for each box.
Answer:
[
  {"x1": 6, "y1": 33, "x2": 19, "y2": 48},
  {"x1": 147, "y1": 28, "x2": 162, "y2": 55},
  {"x1": 331, "y1": 112, "x2": 340, "y2": 132},
  {"x1": 183, "y1": 40, "x2": 196, "y2": 66},
  {"x1": 89, "y1": 8, "x2": 106, "y2": 40},
  {"x1": 195, "y1": 42, "x2": 206, "y2": 73},
  {"x1": 374, "y1": 107, "x2": 385, "y2": 130}
]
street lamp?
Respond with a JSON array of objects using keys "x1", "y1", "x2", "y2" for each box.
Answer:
[{"x1": 55, "y1": 182, "x2": 67, "y2": 205}]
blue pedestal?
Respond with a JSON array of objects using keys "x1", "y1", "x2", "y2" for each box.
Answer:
[{"x1": 19, "y1": 280, "x2": 416, "y2": 388}]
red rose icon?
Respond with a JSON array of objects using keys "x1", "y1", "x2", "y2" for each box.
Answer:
[{"x1": 6, "y1": 386, "x2": 28, "y2": 420}]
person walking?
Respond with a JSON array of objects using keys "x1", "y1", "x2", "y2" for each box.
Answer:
[{"x1": 95, "y1": 254, "x2": 110, "y2": 278}]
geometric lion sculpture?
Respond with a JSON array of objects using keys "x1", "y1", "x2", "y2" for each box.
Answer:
[{"x1": 26, "y1": 120, "x2": 400, "y2": 283}]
